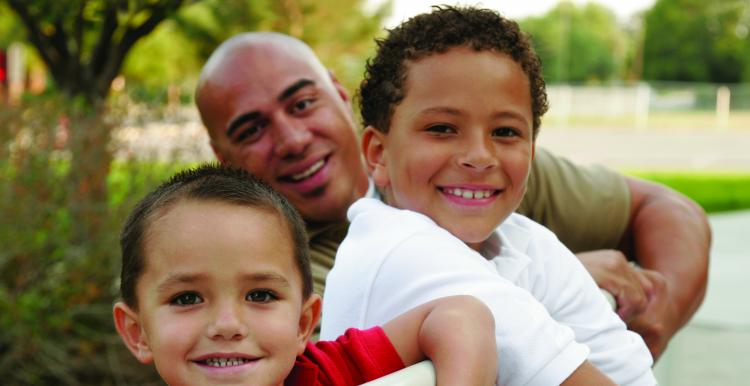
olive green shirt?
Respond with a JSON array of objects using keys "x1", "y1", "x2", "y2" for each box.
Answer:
[{"x1": 307, "y1": 147, "x2": 631, "y2": 296}]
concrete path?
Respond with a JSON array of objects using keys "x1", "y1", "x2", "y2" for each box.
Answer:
[{"x1": 654, "y1": 210, "x2": 750, "y2": 385}]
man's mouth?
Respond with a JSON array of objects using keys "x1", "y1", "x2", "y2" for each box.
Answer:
[
  {"x1": 290, "y1": 159, "x2": 325, "y2": 181},
  {"x1": 440, "y1": 187, "x2": 499, "y2": 200},
  {"x1": 198, "y1": 357, "x2": 255, "y2": 367}
]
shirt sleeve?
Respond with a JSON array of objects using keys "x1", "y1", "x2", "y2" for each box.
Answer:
[
  {"x1": 301, "y1": 327, "x2": 405, "y2": 385},
  {"x1": 518, "y1": 147, "x2": 631, "y2": 252},
  {"x1": 365, "y1": 231, "x2": 589, "y2": 386},
  {"x1": 522, "y1": 223, "x2": 656, "y2": 386}
]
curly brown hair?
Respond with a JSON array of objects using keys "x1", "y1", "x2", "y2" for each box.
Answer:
[{"x1": 359, "y1": 5, "x2": 548, "y2": 137}]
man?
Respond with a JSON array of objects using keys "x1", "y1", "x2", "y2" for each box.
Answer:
[{"x1": 195, "y1": 32, "x2": 710, "y2": 360}]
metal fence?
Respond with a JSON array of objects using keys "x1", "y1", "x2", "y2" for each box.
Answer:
[{"x1": 545, "y1": 82, "x2": 750, "y2": 130}]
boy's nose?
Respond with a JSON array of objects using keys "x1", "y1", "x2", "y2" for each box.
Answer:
[
  {"x1": 207, "y1": 304, "x2": 249, "y2": 340},
  {"x1": 273, "y1": 116, "x2": 313, "y2": 158},
  {"x1": 458, "y1": 136, "x2": 497, "y2": 171}
]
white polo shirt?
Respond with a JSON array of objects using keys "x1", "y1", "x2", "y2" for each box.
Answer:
[{"x1": 321, "y1": 198, "x2": 655, "y2": 386}]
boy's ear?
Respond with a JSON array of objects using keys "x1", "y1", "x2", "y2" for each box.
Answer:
[
  {"x1": 361, "y1": 126, "x2": 390, "y2": 188},
  {"x1": 296, "y1": 294, "x2": 322, "y2": 354},
  {"x1": 113, "y1": 302, "x2": 153, "y2": 364}
]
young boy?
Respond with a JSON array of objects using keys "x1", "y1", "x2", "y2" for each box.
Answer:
[
  {"x1": 320, "y1": 6, "x2": 656, "y2": 386},
  {"x1": 112, "y1": 164, "x2": 497, "y2": 386}
]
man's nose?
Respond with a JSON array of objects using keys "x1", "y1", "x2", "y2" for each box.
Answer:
[
  {"x1": 273, "y1": 115, "x2": 313, "y2": 157},
  {"x1": 206, "y1": 302, "x2": 248, "y2": 341}
]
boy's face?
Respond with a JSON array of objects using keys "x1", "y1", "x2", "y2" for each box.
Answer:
[
  {"x1": 365, "y1": 46, "x2": 535, "y2": 250},
  {"x1": 114, "y1": 200, "x2": 319, "y2": 386}
]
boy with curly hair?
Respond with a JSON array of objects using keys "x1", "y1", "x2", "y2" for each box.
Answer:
[
  {"x1": 112, "y1": 164, "x2": 498, "y2": 386},
  {"x1": 321, "y1": 6, "x2": 656, "y2": 386}
]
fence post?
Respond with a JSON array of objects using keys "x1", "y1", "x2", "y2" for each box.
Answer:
[
  {"x1": 635, "y1": 82, "x2": 650, "y2": 131},
  {"x1": 716, "y1": 85, "x2": 731, "y2": 130},
  {"x1": 7, "y1": 42, "x2": 25, "y2": 105}
]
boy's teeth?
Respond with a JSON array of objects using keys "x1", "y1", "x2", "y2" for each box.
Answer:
[
  {"x1": 445, "y1": 187, "x2": 493, "y2": 199},
  {"x1": 204, "y1": 357, "x2": 249, "y2": 367},
  {"x1": 291, "y1": 160, "x2": 324, "y2": 181}
]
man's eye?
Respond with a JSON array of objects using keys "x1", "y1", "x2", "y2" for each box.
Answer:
[
  {"x1": 171, "y1": 292, "x2": 203, "y2": 306},
  {"x1": 234, "y1": 120, "x2": 267, "y2": 143},
  {"x1": 425, "y1": 124, "x2": 456, "y2": 134},
  {"x1": 291, "y1": 99, "x2": 313, "y2": 114},
  {"x1": 492, "y1": 127, "x2": 519, "y2": 137},
  {"x1": 246, "y1": 290, "x2": 277, "y2": 303}
]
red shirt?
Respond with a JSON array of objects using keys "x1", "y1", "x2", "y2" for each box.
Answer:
[{"x1": 285, "y1": 327, "x2": 405, "y2": 386}]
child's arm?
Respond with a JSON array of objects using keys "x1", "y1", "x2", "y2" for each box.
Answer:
[{"x1": 380, "y1": 295, "x2": 496, "y2": 386}]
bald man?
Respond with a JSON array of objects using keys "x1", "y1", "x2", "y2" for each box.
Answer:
[{"x1": 195, "y1": 32, "x2": 710, "y2": 359}]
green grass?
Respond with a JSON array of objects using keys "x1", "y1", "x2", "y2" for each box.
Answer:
[{"x1": 627, "y1": 171, "x2": 750, "y2": 213}]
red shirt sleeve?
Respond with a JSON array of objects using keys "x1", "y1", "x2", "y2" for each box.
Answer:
[{"x1": 286, "y1": 326, "x2": 405, "y2": 386}]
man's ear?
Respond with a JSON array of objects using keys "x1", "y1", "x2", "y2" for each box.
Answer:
[
  {"x1": 361, "y1": 126, "x2": 389, "y2": 189},
  {"x1": 296, "y1": 294, "x2": 322, "y2": 354},
  {"x1": 328, "y1": 70, "x2": 350, "y2": 103},
  {"x1": 113, "y1": 302, "x2": 153, "y2": 364}
]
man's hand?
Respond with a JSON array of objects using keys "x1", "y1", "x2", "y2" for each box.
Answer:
[
  {"x1": 577, "y1": 250, "x2": 649, "y2": 322},
  {"x1": 627, "y1": 268, "x2": 677, "y2": 361},
  {"x1": 578, "y1": 250, "x2": 677, "y2": 361}
]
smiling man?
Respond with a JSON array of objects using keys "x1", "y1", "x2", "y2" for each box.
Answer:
[
  {"x1": 196, "y1": 34, "x2": 368, "y2": 225},
  {"x1": 195, "y1": 31, "x2": 710, "y2": 360}
]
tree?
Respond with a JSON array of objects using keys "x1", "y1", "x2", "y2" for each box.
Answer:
[
  {"x1": 4, "y1": 0, "x2": 189, "y2": 103},
  {"x1": 167, "y1": 0, "x2": 390, "y2": 94},
  {"x1": 642, "y1": 0, "x2": 750, "y2": 82},
  {"x1": 521, "y1": 1, "x2": 628, "y2": 83}
]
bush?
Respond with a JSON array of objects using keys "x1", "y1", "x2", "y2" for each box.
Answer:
[{"x1": 0, "y1": 95, "x2": 182, "y2": 385}]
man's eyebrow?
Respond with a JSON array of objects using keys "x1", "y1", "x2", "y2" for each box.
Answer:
[
  {"x1": 226, "y1": 111, "x2": 261, "y2": 138},
  {"x1": 278, "y1": 79, "x2": 315, "y2": 102}
]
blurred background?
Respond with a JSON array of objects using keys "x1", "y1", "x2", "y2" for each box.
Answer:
[{"x1": 0, "y1": 0, "x2": 748, "y2": 384}]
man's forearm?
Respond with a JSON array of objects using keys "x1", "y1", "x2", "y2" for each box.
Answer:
[{"x1": 623, "y1": 176, "x2": 711, "y2": 329}]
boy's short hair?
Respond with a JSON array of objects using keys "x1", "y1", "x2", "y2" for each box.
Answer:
[
  {"x1": 360, "y1": 5, "x2": 548, "y2": 136},
  {"x1": 119, "y1": 164, "x2": 311, "y2": 309}
]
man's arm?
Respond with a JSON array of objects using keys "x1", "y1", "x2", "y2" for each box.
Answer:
[
  {"x1": 618, "y1": 176, "x2": 711, "y2": 359},
  {"x1": 521, "y1": 148, "x2": 711, "y2": 359},
  {"x1": 382, "y1": 295, "x2": 497, "y2": 386}
]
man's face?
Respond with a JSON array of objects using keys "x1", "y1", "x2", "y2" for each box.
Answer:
[
  {"x1": 367, "y1": 47, "x2": 535, "y2": 250},
  {"x1": 198, "y1": 44, "x2": 368, "y2": 223}
]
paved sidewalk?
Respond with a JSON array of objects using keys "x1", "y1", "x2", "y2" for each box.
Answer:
[{"x1": 653, "y1": 210, "x2": 750, "y2": 385}]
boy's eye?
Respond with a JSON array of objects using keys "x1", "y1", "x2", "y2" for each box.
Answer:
[
  {"x1": 246, "y1": 290, "x2": 277, "y2": 303},
  {"x1": 425, "y1": 124, "x2": 456, "y2": 134},
  {"x1": 492, "y1": 127, "x2": 519, "y2": 137},
  {"x1": 171, "y1": 292, "x2": 203, "y2": 306}
]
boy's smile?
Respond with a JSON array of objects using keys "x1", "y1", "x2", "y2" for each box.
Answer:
[
  {"x1": 125, "y1": 200, "x2": 317, "y2": 386},
  {"x1": 367, "y1": 46, "x2": 535, "y2": 250}
]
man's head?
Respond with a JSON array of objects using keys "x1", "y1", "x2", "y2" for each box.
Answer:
[
  {"x1": 196, "y1": 32, "x2": 369, "y2": 224},
  {"x1": 360, "y1": 6, "x2": 544, "y2": 249},
  {"x1": 360, "y1": 5, "x2": 548, "y2": 136},
  {"x1": 113, "y1": 164, "x2": 321, "y2": 386}
]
